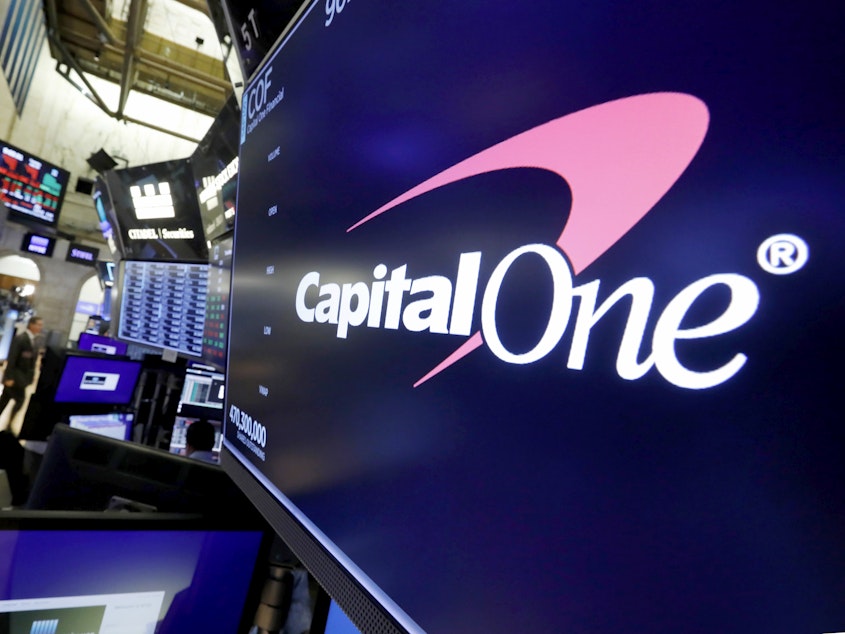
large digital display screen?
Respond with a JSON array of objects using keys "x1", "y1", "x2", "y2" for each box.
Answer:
[
  {"x1": 103, "y1": 160, "x2": 208, "y2": 261},
  {"x1": 191, "y1": 96, "x2": 240, "y2": 243},
  {"x1": 0, "y1": 140, "x2": 69, "y2": 227},
  {"x1": 115, "y1": 260, "x2": 208, "y2": 357},
  {"x1": 224, "y1": 2, "x2": 845, "y2": 633}
]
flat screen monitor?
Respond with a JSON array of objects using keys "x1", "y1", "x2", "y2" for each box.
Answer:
[
  {"x1": 223, "y1": 2, "x2": 845, "y2": 634},
  {"x1": 20, "y1": 231, "x2": 56, "y2": 257},
  {"x1": 0, "y1": 140, "x2": 69, "y2": 227},
  {"x1": 77, "y1": 332, "x2": 128, "y2": 356},
  {"x1": 102, "y1": 159, "x2": 208, "y2": 261},
  {"x1": 54, "y1": 354, "x2": 142, "y2": 405},
  {"x1": 176, "y1": 362, "x2": 225, "y2": 418},
  {"x1": 115, "y1": 259, "x2": 208, "y2": 357},
  {"x1": 0, "y1": 511, "x2": 272, "y2": 633},
  {"x1": 68, "y1": 412, "x2": 134, "y2": 441}
]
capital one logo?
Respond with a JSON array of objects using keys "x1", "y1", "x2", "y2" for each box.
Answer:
[{"x1": 295, "y1": 93, "x2": 764, "y2": 390}]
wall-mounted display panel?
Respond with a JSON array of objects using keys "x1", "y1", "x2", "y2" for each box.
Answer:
[
  {"x1": 224, "y1": 2, "x2": 845, "y2": 633},
  {"x1": 0, "y1": 140, "x2": 69, "y2": 227}
]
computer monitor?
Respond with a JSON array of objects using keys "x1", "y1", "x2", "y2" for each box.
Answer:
[
  {"x1": 0, "y1": 511, "x2": 273, "y2": 633},
  {"x1": 222, "y1": 2, "x2": 845, "y2": 633},
  {"x1": 68, "y1": 412, "x2": 134, "y2": 441},
  {"x1": 176, "y1": 362, "x2": 224, "y2": 419},
  {"x1": 19, "y1": 348, "x2": 136, "y2": 442},
  {"x1": 53, "y1": 354, "x2": 142, "y2": 405},
  {"x1": 77, "y1": 332, "x2": 129, "y2": 356}
]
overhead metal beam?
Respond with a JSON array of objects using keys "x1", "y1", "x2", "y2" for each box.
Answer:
[
  {"x1": 118, "y1": 45, "x2": 230, "y2": 91},
  {"x1": 55, "y1": 29, "x2": 230, "y2": 93},
  {"x1": 45, "y1": 12, "x2": 202, "y2": 143},
  {"x1": 46, "y1": 28, "x2": 113, "y2": 115},
  {"x1": 117, "y1": 0, "x2": 148, "y2": 118},
  {"x1": 45, "y1": 0, "x2": 229, "y2": 122},
  {"x1": 75, "y1": 0, "x2": 121, "y2": 46},
  {"x1": 123, "y1": 114, "x2": 201, "y2": 143}
]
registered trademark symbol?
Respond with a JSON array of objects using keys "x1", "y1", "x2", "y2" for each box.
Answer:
[{"x1": 757, "y1": 234, "x2": 809, "y2": 275}]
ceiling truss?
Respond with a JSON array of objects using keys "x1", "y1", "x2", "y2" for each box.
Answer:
[{"x1": 43, "y1": 0, "x2": 233, "y2": 139}]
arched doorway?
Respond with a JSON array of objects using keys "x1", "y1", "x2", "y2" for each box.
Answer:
[
  {"x1": 0, "y1": 254, "x2": 41, "y2": 434},
  {"x1": 0, "y1": 255, "x2": 41, "y2": 361},
  {"x1": 69, "y1": 275, "x2": 106, "y2": 342}
]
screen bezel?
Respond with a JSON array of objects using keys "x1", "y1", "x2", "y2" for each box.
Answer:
[
  {"x1": 176, "y1": 362, "x2": 226, "y2": 419},
  {"x1": 223, "y1": 448, "x2": 407, "y2": 634}
]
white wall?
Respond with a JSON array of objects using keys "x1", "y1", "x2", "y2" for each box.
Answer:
[
  {"x1": 0, "y1": 253, "x2": 40, "y2": 280},
  {"x1": 68, "y1": 274, "x2": 103, "y2": 342},
  {"x1": 1, "y1": 1, "x2": 215, "y2": 237},
  {"x1": 1, "y1": 34, "x2": 212, "y2": 182},
  {"x1": 0, "y1": 2, "x2": 218, "y2": 342}
]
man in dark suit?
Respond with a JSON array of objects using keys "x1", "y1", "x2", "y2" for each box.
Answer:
[{"x1": 0, "y1": 316, "x2": 44, "y2": 426}]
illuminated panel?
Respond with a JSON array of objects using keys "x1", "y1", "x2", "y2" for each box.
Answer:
[{"x1": 0, "y1": 140, "x2": 69, "y2": 226}]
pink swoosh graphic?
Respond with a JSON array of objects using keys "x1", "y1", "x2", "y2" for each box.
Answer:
[{"x1": 348, "y1": 93, "x2": 710, "y2": 386}]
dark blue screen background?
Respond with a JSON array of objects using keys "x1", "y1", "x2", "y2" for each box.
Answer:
[
  {"x1": 54, "y1": 356, "x2": 142, "y2": 405},
  {"x1": 227, "y1": 2, "x2": 844, "y2": 632},
  {"x1": 0, "y1": 528, "x2": 265, "y2": 632}
]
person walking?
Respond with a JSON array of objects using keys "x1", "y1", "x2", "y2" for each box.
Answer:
[{"x1": 0, "y1": 316, "x2": 44, "y2": 428}]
